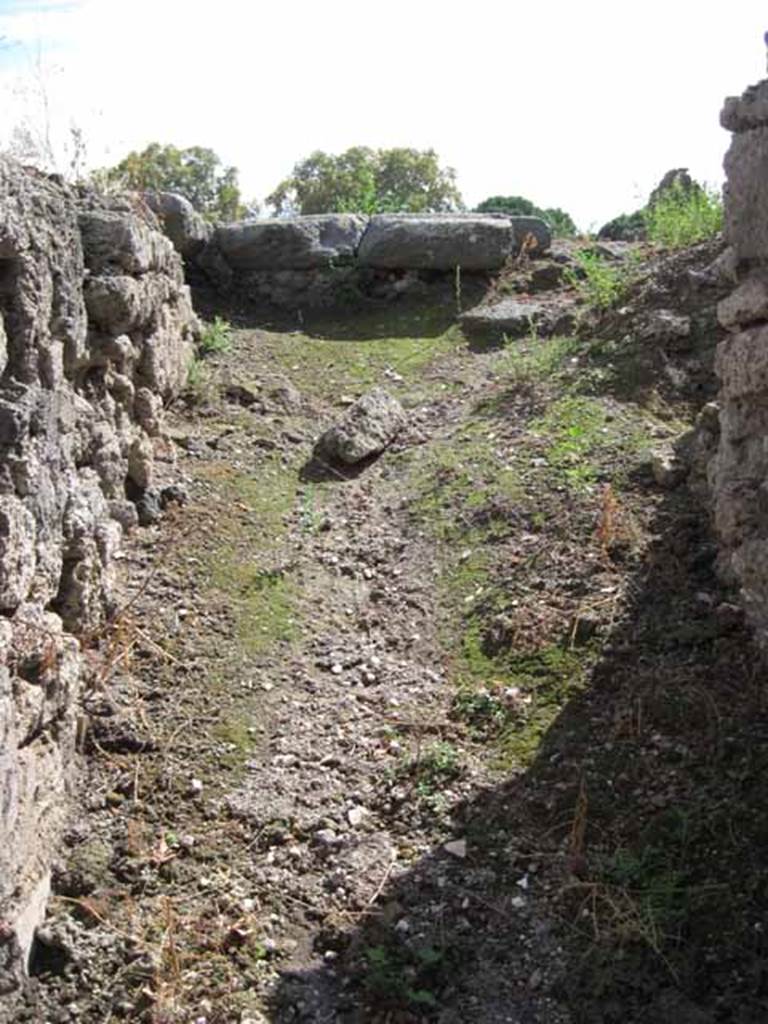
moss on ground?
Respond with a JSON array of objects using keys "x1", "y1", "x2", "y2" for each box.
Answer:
[
  {"x1": 252, "y1": 321, "x2": 465, "y2": 401},
  {"x1": 530, "y1": 394, "x2": 652, "y2": 490},
  {"x1": 197, "y1": 458, "x2": 299, "y2": 655}
]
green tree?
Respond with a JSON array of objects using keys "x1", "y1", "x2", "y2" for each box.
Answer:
[
  {"x1": 475, "y1": 195, "x2": 537, "y2": 216},
  {"x1": 103, "y1": 143, "x2": 245, "y2": 222},
  {"x1": 267, "y1": 147, "x2": 463, "y2": 215},
  {"x1": 475, "y1": 195, "x2": 578, "y2": 237}
]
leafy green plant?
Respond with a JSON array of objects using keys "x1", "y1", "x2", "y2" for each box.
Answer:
[
  {"x1": 393, "y1": 740, "x2": 461, "y2": 810},
  {"x1": 363, "y1": 942, "x2": 444, "y2": 1010},
  {"x1": 452, "y1": 689, "x2": 512, "y2": 738},
  {"x1": 644, "y1": 181, "x2": 723, "y2": 248},
  {"x1": 299, "y1": 484, "x2": 323, "y2": 535},
  {"x1": 565, "y1": 250, "x2": 629, "y2": 310},
  {"x1": 199, "y1": 316, "x2": 233, "y2": 355}
]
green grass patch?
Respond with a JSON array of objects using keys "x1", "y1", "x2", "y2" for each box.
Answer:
[
  {"x1": 407, "y1": 424, "x2": 525, "y2": 540},
  {"x1": 531, "y1": 394, "x2": 650, "y2": 490},
  {"x1": 452, "y1": 622, "x2": 589, "y2": 767},
  {"x1": 491, "y1": 334, "x2": 580, "y2": 387},
  {"x1": 198, "y1": 459, "x2": 299, "y2": 654},
  {"x1": 254, "y1": 320, "x2": 464, "y2": 401},
  {"x1": 212, "y1": 713, "x2": 256, "y2": 769}
]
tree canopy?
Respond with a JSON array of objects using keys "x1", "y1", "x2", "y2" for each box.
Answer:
[
  {"x1": 267, "y1": 147, "x2": 463, "y2": 216},
  {"x1": 475, "y1": 195, "x2": 578, "y2": 237},
  {"x1": 103, "y1": 143, "x2": 245, "y2": 222}
]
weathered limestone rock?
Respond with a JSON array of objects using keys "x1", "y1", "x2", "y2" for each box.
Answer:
[
  {"x1": 711, "y1": 76, "x2": 768, "y2": 651},
  {"x1": 0, "y1": 496, "x2": 36, "y2": 610},
  {"x1": 509, "y1": 216, "x2": 552, "y2": 254},
  {"x1": 216, "y1": 215, "x2": 368, "y2": 270},
  {"x1": 0, "y1": 157, "x2": 198, "y2": 991},
  {"x1": 636, "y1": 309, "x2": 691, "y2": 346},
  {"x1": 79, "y1": 208, "x2": 176, "y2": 275},
  {"x1": 459, "y1": 296, "x2": 575, "y2": 340},
  {"x1": 357, "y1": 214, "x2": 514, "y2": 270},
  {"x1": 143, "y1": 191, "x2": 212, "y2": 259},
  {"x1": 723, "y1": 127, "x2": 768, "y2": 261},
  {"x1": 717, "y1": 275, "x2": 768, "y2": 330},
  {"x1": 316, "y1": 388, "x2": 406, "y2": 463},
  {"x1": 84, "y1": 273, "x2": 177, "y2": 334},
  {"x1": 721, "y1": 79, "x2": 768, "y2": 133}
]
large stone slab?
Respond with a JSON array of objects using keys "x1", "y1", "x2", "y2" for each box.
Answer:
[
  {"x1": 460, "y1": 296, "x2": 576, "y2": 340},
  {"x1": 357, "y1": 214, "x2": 515, "y2": 270},
  {"x1": 215, "y1": 215, "x2": 368, "y2": 270}
]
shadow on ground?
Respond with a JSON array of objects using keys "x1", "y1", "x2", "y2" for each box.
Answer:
[
  {"x1": 191, "y1": 277, "x2": 489, "y2": 343},
  {"x1": 267, "y1": 477, "x2": 768, "y2": 1024}
]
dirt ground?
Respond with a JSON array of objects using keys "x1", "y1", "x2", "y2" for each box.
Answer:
[{"x1": 15, "y1": 250, "x2": 768, "y2": 1024}]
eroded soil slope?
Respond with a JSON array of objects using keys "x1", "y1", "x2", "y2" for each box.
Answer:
[{"x1": 19, "y1": 268, "x2": 768, "y2": 1024}]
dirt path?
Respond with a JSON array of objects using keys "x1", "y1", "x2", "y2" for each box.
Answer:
[{"x1": 22, "y1": 276, "x2": 768, "y2": 1024}]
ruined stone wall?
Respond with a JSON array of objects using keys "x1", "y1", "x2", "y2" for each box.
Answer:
[
  {"x1": 712, "y1": 81, "x2": 768, "y2": 648},
  {"x1": 151, "y1": 199, "x2": 552, "y2": 308},
  {"x1": 0, "y1": 160, "x2": 198, "y2": 984}
]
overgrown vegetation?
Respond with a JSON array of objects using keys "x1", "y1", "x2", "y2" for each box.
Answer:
[
  {"x1": 644, "y1": 181, "x2": 723, "y2": 248},
  {"x1": 199, "y1": 316, "x2": 233, "y2": 355},
  {"x1": 598, "y1": 170, "x2": 723, "y2": 247},
  {"x1": 564, "y1": 249, "x2": 638, "y2": 310}
]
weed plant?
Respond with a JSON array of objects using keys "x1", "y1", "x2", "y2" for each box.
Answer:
[
  {"x1": 644, "y1": 182, "x2": 723, "y2": 248},
  {"x1": 199, "y1": 316, "x2": 233, "y2": 355},
  {"x1": 565, "y1": 250, "x2": 629, "y2": 310}
]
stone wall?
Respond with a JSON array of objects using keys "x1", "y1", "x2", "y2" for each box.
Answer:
[
  {"x1": 712, "y1": 80, "x2": 768, "y2": 648},
  {"x1": 0, "y1": 160, "x2": 198, "y2": 985},
  {"x1": 153, "y1": 200, "x2": 552, "y2": 308}
]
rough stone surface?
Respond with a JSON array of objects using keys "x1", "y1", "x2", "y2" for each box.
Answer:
[
  {"x1": 189, "y1": 214, "x2": 556, "y2": 305},
  {"x1": 721, "y1": 79, "x2": 768, "y2": 132},
  {"x1": 0, "y1": 158, "x2": 197, "y2": 990},
  {"x1": 510, "y1": 216, "x2": 552, "y2": 254},
  {"x1": 459, "y1": 296, "x2": 576, "y2": 340},
  {"x1": 143, "y1": 191, "x2": 212, "y2": 259},
  {"x1": 315, "y1": 388, "x2": 406, "y2": 464},
  {"x1": 215, "y1": 215, "x2": 368, "y2": 270},
  {"x1": 723, "y1": 126, "x2": 768, "y2": 260},
  {"x1": 357, "y1": 214, "x2": 514, "y2": 270},
  {"x1": 717, "y1": 275, "x2": 768, "y2": 330},
  {"x1": 712, "y1": 76, "x2": 768, "y2": 651}
]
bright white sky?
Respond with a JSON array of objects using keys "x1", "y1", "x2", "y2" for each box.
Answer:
[{"x1": 0, "y1": 0, "x2": 766, "y2": 230}]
